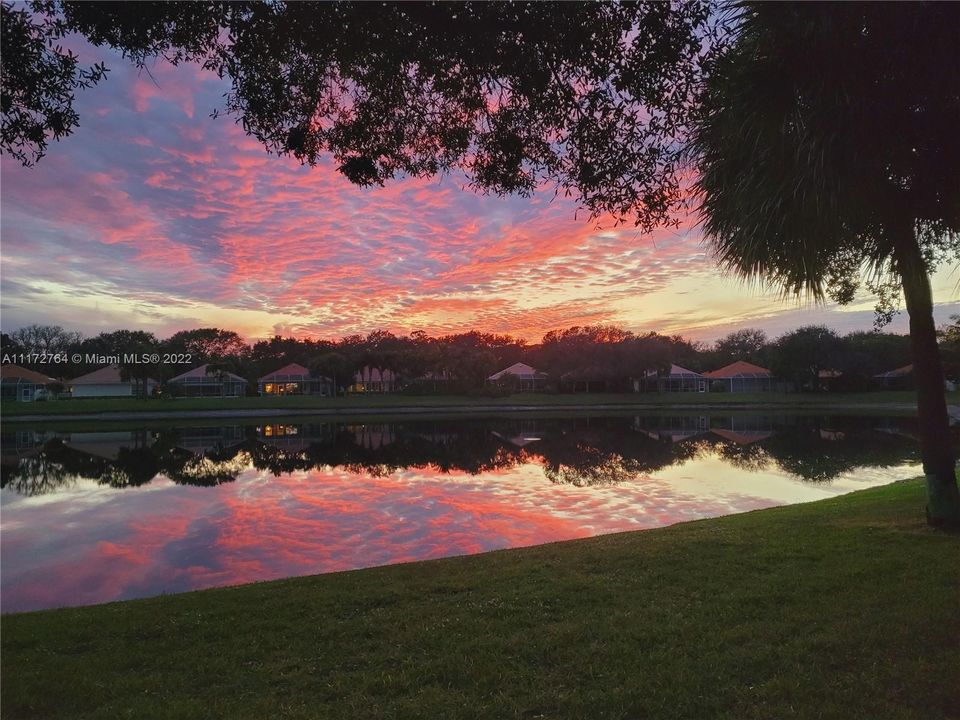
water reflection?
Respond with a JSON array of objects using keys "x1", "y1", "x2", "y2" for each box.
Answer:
[
  {"x1": 0, "y1": 413, "x2": 935, "y2": 612},
  {"x1": 0, "y1": 414, "x2": 927, "y2": 494}
]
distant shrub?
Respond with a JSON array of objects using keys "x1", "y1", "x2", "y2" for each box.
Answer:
[
  {"x1": 159, "y1": 383, "x2": 181, "y2": 399},
  {"x1": 467, "y1": 378, "x2": 516, "y2": 398}
]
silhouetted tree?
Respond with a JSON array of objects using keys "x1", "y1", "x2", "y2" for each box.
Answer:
[
  {"x1": 838, "y1": 331, "x2": 912, "y2": 391},
  {"x1": 3, "y1": 1, "x2": 722, "y2": 234},
  {"x1": 690, "y1": 3, "x2": 960, "y2": 522},
  {"x1": 9, "y1": 324, "x2": 80, "y2": 356},
  {"x1": 536, "y1": 326, "x2": 632, "y2": 392},
  {"x1": 166, "y1": 328, "x2": 248, "y2": 363},
  {"x1": 108, "y1": 331, "x2": 161, "y2": 398},
  {"x1": 1, "y1": 332, "x2": 25, "y2": 357},
  {"x1": 770, "y1": 327, "x2": 842, "y2": 393},
  {"x1": 204, "y1": 359, "x2": 245, "y2": 399},
  {"x1": 0, "y1": 0, "x2": 108, "y2": 165},
  {"x1": 309, "y1": 352, "x2": 353, "y2": 397},
  {"x1": 712, "y1": 328, "x2": 769, "y2": 366},
  {"x1": 619, "y1": 333, "x2": 674, "y2": 392},
  {"x1": 937, "y1": 316, "x2": 960, "y2": 386}
]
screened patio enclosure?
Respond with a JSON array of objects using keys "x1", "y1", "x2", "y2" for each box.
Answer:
[
  {"x1": 259, "y1": 363, "x2": 331, "y2": 396},
  {"x1": 488, "y1": 362, "x2": 549, "y2": 392},
  {"x1": 657, "y1": 365, "x2": 707, "y2": 393},
  {"x1": 0, "y1": 365, "x2": 59, "y2": 402},
  {"x1": 703, "y1": 361, "x2": 774, "y2": 393},
  {"x1": 168, "y1": 364, "x2": 247, "y2": 397}
]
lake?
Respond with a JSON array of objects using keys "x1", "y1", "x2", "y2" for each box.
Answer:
[{"x1": 0, "y1": 412, "x2": 930, "y2": 613}]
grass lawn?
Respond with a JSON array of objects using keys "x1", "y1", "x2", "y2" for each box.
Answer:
[
  {"x1": 2, "y1": 479, "x2": 958, "y2": 719},
  {"x1": 1, "y1": 390, "x2": 940, "y2": 417}
]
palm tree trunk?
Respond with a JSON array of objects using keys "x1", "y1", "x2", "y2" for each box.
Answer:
[{"x1": 893, "y1": 220, "x2": 960, "y2": 527}]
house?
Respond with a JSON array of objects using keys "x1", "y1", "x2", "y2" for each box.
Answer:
[
  {"x1": 818, "y1": 368, "x2": 843, "y2": 392},
  {"x1": 491, "y1": 431, "x2": 542, "y2": 447},
  {"x1": 174, "y1": 425, "x2": 247, "y2": 454},
  {"x1": 491, "y1": 418, "x2": 544, "y2": 446},
  {"x1": 874, "y1": 364, "x2": 913, "y2": 390},
  {"x1": 0, "y1": 429, "x2": 48, "y2": 474},
  {"x1": 709, "y1": 415, "x2": 773, "y2": 444},
  {"x1": 633, "y1": 414, "x2": 710, "y2": 441},
  {"x1": 488, "y1": 362, "x2": 548, "y2": 392},
  {"x1": 167, "y1": 364, "x2": 247, "y2": 397},
  {"x1": 710, "y1": 427, "x2": 773, "y2": 445},
  {"x1": 873, "y1": 364, "x2": 956, "y2": 391},
  {"x1": 258, "y1": 363, "x2": 330, "y2": 396},
  {"x1": 257, "y1": 423, "x2": 316, "y2": 450},
  {"x1": 348, "y1": 423, "x2": 396, "y2": 449},
  {"x1": 63, "y1": 430, "x2": 152, "y2": 460},
  {"x1": 70, "y1": 365, "x2": 158, "y2": 398},
  {"x1": 657, "y1": 364, "x2": 706, "y2": 393},
  {"x1": 350, "y1": 367, "x2": 397, "y2": 393},
  {"x1": 703, "y1": 360, "x2": 774, "y2": 393},
  {"x1": 0, "y1": 364, "x2": 60, "y2": 402}
]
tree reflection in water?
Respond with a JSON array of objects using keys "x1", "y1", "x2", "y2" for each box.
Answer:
[
  {"x1": 0, "y1": 414, "x2": 934, "y2": 496},
  {"x1": 2, "y1": 450, "x2": 74, "y2": 496}
]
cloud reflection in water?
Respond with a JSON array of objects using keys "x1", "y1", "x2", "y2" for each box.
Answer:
[{"x1": 0, "y1": 414, "x2": 925, "y2": 612}]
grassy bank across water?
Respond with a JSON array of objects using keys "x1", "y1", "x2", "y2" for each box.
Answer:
[
  {"x1": 2, "y1": 479, "x2": 958, "y2": 719},
  {"x1": 1, "y1": 389, "x2": 941, "y2": 420}
]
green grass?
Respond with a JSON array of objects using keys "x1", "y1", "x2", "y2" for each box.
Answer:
[
  {"x1": 1, "y1": 390, "x2": 938, "y2": 417},
  {"x1": 2, "y1": 480, "x2": 958, "y2": 719}
]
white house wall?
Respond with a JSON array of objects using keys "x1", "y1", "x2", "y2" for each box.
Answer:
[
  {"x1": 72, "y1": 384, "x2": 135, "y2": 398},
  {"x1": 72, "y1": 381, "x2": 157, "y2": 398}
]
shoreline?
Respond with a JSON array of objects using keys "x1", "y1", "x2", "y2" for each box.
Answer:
[{"x1": 3, "y1": 399, "x2": 924, "y2": 423}]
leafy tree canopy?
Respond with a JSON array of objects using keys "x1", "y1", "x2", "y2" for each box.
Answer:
[
  {"x1": 8, "y1": 323, "x2": 80, "y2": 354},
  {"x1": 769, "y1": 325, "x2": 842, "y2": 392},
  {"x1": 712, "y1": 328, "x2": 768, "y2": 365},
  {"x1": 938, "y1": 315, "x2": 960, "y2": 385},
  {"x1": 165, "y1": 327, "x2": 248, "y2": 362},
  {"x1": 2, "y1": 0, "x2": 723, "y2": 231}
]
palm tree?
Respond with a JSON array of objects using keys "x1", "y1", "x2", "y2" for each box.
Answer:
[
  {"x1": 309, "y1": 352, "x2": 351, "y2": 398},
  {"x1": 205, "y1": 361, "x2": 245, "y2": 399},
  {"x1": 689, "y1": 3, "x2": 960, "y2": 524}
]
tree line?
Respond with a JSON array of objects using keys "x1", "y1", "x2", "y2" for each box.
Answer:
[{"x1": 4, "y1": 320, "x2": 958, "y2": 396}]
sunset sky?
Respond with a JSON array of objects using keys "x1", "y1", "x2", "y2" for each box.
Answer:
[{"x1": 2, "y1": 42, "x2": 958, "y2": 344}]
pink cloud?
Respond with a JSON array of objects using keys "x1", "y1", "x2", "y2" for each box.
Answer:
[
  {"x1": 128, "y1": 63, "x2": 199, "y2": 118},
  {"x1": 3, "y1": 43, "x2": 916, "y2": 343}
]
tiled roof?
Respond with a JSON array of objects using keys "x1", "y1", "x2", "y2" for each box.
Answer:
[
  {"x1": 260, "y1": 363, "x2": 311, "y2": 382},
  {"x1": 666, "y1": 364, "x2": 702, "y2": 378},
  {"x1": 71, "y1": 365, "x2": 157, "y2": 385},
  {"x1": 489, "y1": 362, "x2": 546, "y2": 381},
  {"x1": 874, "y1": 364, "x2": 913, "y2": 379},
  {"x1": 711, "y1": 428, "x2": 773, "y2": 445},
  {"x1": 0, "y1": 364, "x2": 58, "y2": 384},
  {"x1": 71, "y1": 365, "x2": 124, "y2": 384},
  {"x1": 703, "y1": 360, "x2": 772, "y2": 379},
  {"x1": 168, "y1": 364, "x2": 247, "y2": 383}
]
